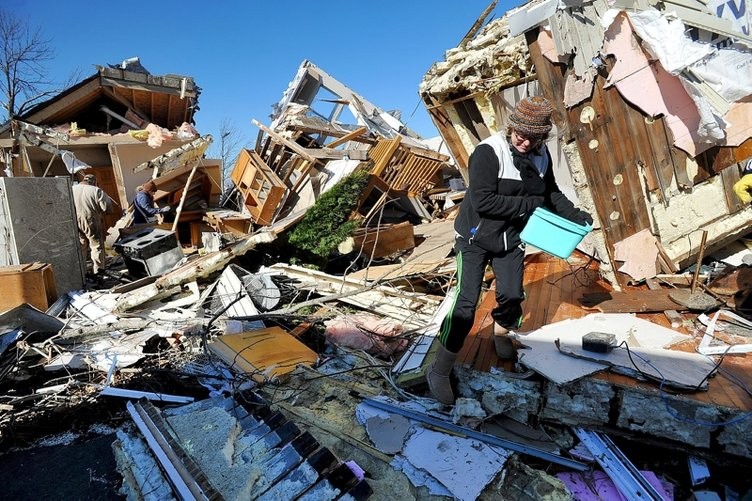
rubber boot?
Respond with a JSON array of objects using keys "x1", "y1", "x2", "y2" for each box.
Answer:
[
  {"x1": 427, "y1": 344, "x2": 458, "y2": 405},
  {"x1": 493, "y1": 323, "x2": 517, "y2": 360},
  {"x1": 493, "y1": 334, "x2": 518, "y2": 360}
]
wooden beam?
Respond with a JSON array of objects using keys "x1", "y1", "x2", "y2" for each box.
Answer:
[
  {"x1": 655, "y1": 241, "x2": 680, "y2": 273},
  {"x1": 305, "y1": 148, "x2": 368, "y2": 161},
  {"x1": 171, "y1": 160, "x2": 200, "y2": 233},
  {"x1": 286, "y1": 125, "x2": 377, "y2": 145},
  {"x1": 108, "y1": 143, "x2": 131, "y2": 210},
  {"x1": 100, "y1": 86, "x2": 150, "y2": 123},
  {"x1": 326, "y1": 126, "x2": 368, "y2": 148},
  {"x1": 645, "y1": 277, "x2": 684, "y2": 328},
  {"x1": 166, "y1": 94, "x2": 173, "y2": 128},
  {"x1": 100, "y1": 76, "x2": 196, "y2": 98},
  {"x1": 458, "y1": 0, "x2": 498, "y2": 47},
  {"x1": 252, "y1": 119, "x2": 318, "y2": 164},
  {"x1": 23, "y1": 78, "x2": 101, "y2": 124},
  {"x1": 132, "y1": 135, "x2": 213, "y2": 174}
]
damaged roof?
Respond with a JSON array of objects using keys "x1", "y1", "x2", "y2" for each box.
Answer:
[{"x1": 5, "y1": 57, "x2": 200, "y2": 135}]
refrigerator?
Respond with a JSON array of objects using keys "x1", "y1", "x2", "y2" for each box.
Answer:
[{"x1": 0, "y1": 176, "x2": 85, "y2": 296}]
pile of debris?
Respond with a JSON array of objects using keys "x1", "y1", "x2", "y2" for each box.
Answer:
[{"x1": 1, "y1": 0, "x2": 752, "y2": 499}]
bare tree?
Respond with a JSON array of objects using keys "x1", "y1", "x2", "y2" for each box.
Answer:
[
  {"x1": 0, "y1": 8, "x2": 54, "y2": 122},
  {"x1": 218, "y1": 117, "x2": 245, "y2": 185}
]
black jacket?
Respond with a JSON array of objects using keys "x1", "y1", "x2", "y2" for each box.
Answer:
[{"x1": 454, "y1": 134, "x2": 589, "y2": 254}]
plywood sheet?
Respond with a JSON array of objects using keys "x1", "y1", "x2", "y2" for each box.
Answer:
[
  {"x1": 579, "y1": 289, "x2": 682, "y2": 312},
  {"x1": 208, "y1": 326, "x2": 318, "y2": 381}
]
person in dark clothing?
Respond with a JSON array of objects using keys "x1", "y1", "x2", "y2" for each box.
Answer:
[
  {"x1": 427, "y1": 96, "x2": 593, "y2": 405},
  {"x1": 132, "y1": 180, "x2": 170, "y2": 225}
]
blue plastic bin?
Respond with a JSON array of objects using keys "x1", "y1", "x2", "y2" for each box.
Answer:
[{"x1": 520, "y1": 208, "x2": 592, "y2": 259}]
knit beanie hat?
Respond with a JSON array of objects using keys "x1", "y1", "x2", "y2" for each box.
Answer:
[{"x1": 508, "y1": 96, "x2": 553, "y2": 136}]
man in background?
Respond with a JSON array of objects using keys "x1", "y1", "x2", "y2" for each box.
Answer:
[{"x1": 72, "y1": 173, "x2": 112, "y2": 278}]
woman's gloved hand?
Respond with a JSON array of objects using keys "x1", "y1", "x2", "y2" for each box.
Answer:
[
  {"x1": 578, "y1": 211, "x2": 593, "y2": 226},
  {"x1": 523, "y1": 196, "x2": 545, "y2": 213}
]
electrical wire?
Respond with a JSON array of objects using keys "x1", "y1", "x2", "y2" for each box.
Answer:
[{"x1": 617, "y1": 340, "x2": 752, "y2": 427}]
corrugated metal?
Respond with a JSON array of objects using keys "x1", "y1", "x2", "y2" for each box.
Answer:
[{"x1": 550, "y1": 0, "x2": 610, "y2": 77}]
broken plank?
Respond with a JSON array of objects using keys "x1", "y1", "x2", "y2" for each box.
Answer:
[
  {"x1": 457, "y1": 289, "x2": 496, "y2": 367},
  {"x1": 252, "y1": 119, "x2": 317, "y2": 163},
  {"x1": 655, "y1": 240, "x2": 679, "y2": 274},
  {"x1": 325, "y1": 126, "x2": 368, "y2": 148},
  {"x1": 132, "y1": 135, "x2": 212, "y2": 174},
  {"x1": 347, "y1": 260, "x2": 451, "y2": 283},
  {"x1": 579, "y1": 289, "x2": 685, "y2": 313},
  {"x1": 114, "y1": 230, "x2": 276, "y2": 312},
  {"x1": 305, "y1": 148, "x2": 368, "y2": 161},
  {"x1": 268, "y1": 263, "x2": 438, "y2": 329}
]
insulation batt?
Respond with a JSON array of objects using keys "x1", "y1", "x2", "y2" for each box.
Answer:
[{"x1": 324, "y1": 314, "x2": 407, "y2": 357}]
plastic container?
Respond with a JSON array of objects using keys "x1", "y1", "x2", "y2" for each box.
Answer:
[{"x1": 520, "y1": 207, "x2": 592, "y2": 259}]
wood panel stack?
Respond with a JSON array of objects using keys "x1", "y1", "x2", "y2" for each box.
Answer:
[
  {"x1": 0, "y1": 263, "x2": 57, "y2": 313},
  {"x1": 369, "y1": 137, "x2": 445, "y2": 195}
]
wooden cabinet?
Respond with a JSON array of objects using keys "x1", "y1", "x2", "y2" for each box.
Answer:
[
  {"x1": 230, "y1": 149, "x2": 286, "y2": 225},
  {"x1": 0, "y1": 263, "x2": 57, "y2": 313}
]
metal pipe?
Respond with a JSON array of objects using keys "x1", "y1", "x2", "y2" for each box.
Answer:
[{"x1": 99, "y1": 105, "x2": 140, "y2": 129}]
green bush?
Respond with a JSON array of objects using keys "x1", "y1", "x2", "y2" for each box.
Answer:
[{"x1": 288, "y1": 169, "x2": 370, "y2": 259}]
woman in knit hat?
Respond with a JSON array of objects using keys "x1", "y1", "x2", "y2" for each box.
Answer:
[
  {"x1": 427, "y1": 96, "x2": 593, "y2": 405},
  {"x1": 132, "y1": 180, "x2": 171, "y2": 225}
]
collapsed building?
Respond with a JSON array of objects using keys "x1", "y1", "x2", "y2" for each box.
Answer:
[
  {"x1": 420, "y1": 0, "x2": 752, "y2": 289},
  {"x1": 0, "y1": 1, "x2": 752, "y2": 498}
]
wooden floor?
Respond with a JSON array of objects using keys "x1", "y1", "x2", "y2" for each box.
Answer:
[{"x1": 457, "y1": 250, "x2": 752, "y2": 413}]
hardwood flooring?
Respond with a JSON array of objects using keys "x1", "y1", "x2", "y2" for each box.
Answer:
[{"x1": 458, "y1": 250, "x2": 752, "y2": 412}]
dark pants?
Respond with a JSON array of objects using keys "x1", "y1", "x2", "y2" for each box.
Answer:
[{"x1": 438, "y1": 237, "x2": 525, "y2": 353}]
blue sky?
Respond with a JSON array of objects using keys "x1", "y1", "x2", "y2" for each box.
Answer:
[{"x1": 7, "y1": 1, "x2": 522, "y2": 156}]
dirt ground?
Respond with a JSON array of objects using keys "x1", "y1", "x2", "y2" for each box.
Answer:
[{"x1": 0, "y1": 430, "x2": 122, "y2": 500}]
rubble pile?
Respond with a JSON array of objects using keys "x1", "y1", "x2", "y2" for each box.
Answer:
[{"x1": 1, "y1": 1, "x2": 752, "y2": 499}]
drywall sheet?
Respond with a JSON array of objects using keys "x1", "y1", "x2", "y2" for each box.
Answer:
[
  {"x1": 564, "y1": 68, "x2": 597, "y2": 108},
  {"x1": 538, "y1": 28, "x2": 570, "y2": 65},
  {"x1": 625, "y1": 9, "x2": 752, "y2": 149},
  {"x1": 401, "y1": 428, "x2": 511, "y2": 501},
  {"x1": 602, "y1": 12, "x2": 707, "y2": 156},
  {"x1": 723, "y1": 101, "x2": 752, "y2": 147},
  {"x1": 357, "y1": 398, "x2": 511, "y2": 500},
  {"x1": 516, "y1": 313, "x2": 716, "y2": 388},
  {"x1": 558, "y1": 469, "x2": 674, "y2": 500},
  {"x1": 613, "y1": 228, "x2": 658, "y2": 281}
]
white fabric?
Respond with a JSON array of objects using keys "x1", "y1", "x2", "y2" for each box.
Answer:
[
  {"x1": 627, "y1": 10, "x2": 714, "y2": 75},
  {"x1": 60, "y1": 150, "x2": 91, "y2": 174}
]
